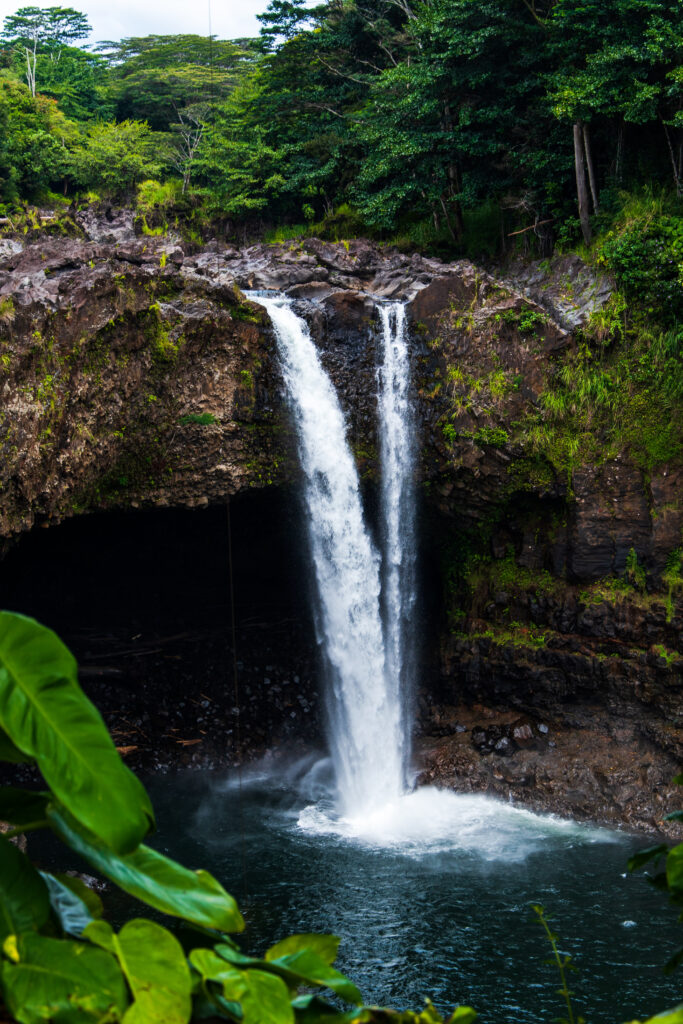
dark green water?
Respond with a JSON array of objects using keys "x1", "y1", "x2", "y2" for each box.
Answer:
[{"x1": 145, "y1": 760, "x2": 682, "y2": 1024}]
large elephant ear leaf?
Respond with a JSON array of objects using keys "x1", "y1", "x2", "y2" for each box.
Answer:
[
  {"x1": 86, "y1": 919, "x2": 192, "y2": 1024},
  {"x1": 0, "y1": 836, "x2": 50, "y2": 942},
  {"x1": 48, "y1": 805, "x2": 244, "y2": 934},
  {"x1": 0, "y1": 612, "x2": 154, "y2": 854},
  {"x1": 0, "y1": 932, "x2": 128, "y2": 1024}
]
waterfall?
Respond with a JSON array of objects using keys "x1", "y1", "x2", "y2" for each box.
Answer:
[
  {"x1": 254, "y1": 295, "x2": 406, "y2": 814},
  {"x1": 377, "y1": 302, "x2": 417, "y2": 792}
]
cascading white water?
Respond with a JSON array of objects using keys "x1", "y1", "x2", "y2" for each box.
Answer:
[
  {"x1": 377, "y1": 302, "x2": 417, "y2": 791},
  {"x1": 254, "y1": 295, "x2": 404, "y2": 814},
  {"x1": 248, "y1": 291, "x2": 614, "y2": 851}
]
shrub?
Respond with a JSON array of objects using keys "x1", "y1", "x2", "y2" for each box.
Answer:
[{"x1": 597, "y1": 215, "x2": 683, "y2": 325}]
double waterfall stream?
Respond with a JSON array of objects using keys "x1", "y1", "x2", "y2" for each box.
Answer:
[{"x1": 254, "y1": 295, "x2": 415, "y2": 817}]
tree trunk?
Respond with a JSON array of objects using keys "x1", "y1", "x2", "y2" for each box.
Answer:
[
  {"x1": 583, "y1": 123, "x2": 599, "y2": 213},
  {"x1": 614, "y1": 121, "x2": 624, "y2": 185},
  {"x1": 573, "y1": 121, "x2": 592, "y2": 245},
  {"x1": 662, "y1": 121, "x2": 683, "y2": 197}
]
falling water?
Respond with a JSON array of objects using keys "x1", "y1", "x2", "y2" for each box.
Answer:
[
  {"x1": 247, "y1": 292, "x2": 617, "y2": 852},
  {"x1": 253, "y1": 295, "x2": 404, "y2": 814},
  {"x1": 377, "y1": 302, "x2": 417, "y2": 791}
]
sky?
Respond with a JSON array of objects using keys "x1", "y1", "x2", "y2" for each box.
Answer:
[{"x1": 0, "y1": 0, "x2": 269, "y2": 43}]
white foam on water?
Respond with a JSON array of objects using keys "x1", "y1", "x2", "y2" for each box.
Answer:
[{"x1": 297, "y1": 785, "x2": 618, "y2": 861}]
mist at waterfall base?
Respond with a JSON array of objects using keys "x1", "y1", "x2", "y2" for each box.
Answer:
[
  {"x1": 233, "y1": 295, "x2": 681, "y2": 1019},
  {"x1": 146, "y1": 763, "x2": 681, "y2": 1024}
]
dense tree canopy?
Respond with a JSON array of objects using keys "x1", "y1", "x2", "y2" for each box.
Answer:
[{"x1": 0, "y1": 0, "x2": 680, "y2": 253}]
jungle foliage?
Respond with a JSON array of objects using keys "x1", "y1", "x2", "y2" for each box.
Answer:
[{"x1": 0, "y1": 0, "x2": 682, "y2": 258}]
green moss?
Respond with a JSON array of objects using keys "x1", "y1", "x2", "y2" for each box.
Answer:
[
  {"x1": 663, "y1": 546, "x2": 683, "y2": 623},
  {"x1": 473, "y1": 426, "x2": 508, "y2": 447},
  {"x1": 652, "y1": 643, "x2": 680, "y2": 666},
  {"x1": 454, "y1": 621, "x2": 549, "y2": 650},
  {"x1": 145, "y1": 303, "x2": 180, "y2": 362},
  {"x1": 240, "y1": 369, "x2": 254, "y2": 390},
  {"x1": 0, "y1": 296, "x2": 15, "y2": 323},
  {"x1": 179, "y1": 412, "x2": 218, "y2": 426}
]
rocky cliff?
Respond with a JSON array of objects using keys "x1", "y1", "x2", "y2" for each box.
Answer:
[{"x1": 1, "y1": 209, "x2": 681, "y2": 834}]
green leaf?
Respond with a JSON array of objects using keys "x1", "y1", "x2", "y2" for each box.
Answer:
[
  {"x1": 635, "y1": 1005, "x2": 683, "y2": 1024},
  {"x1": 0, "y1": 932, "x2": 128, "y2": 1024},
  {"x1": 266, "y1": 934, "x2": 340, "y2": 967},
  {"x1": 0, "y1": 612, "x2": 154, "y2": 854},
  {"x1": 191, "y1": 950, "x2": 294, "y2": 1024},
  {"x1": 86, "y1": 919, "x2": 192, "y2": 1024},
  {"x1": 265, "y1": 951, "x2": 361, "y2": 1006},
  {"x1": 0, "y1": 727, "x2": 30, "y2": 763},
  {"x1": 666, "y1": 845, "x2": 683, "y2": 893},
  {"x1": 449, "y1": 1009, "x2": 478, "y2": 1024},
  {"x1": 53, "y1": 874, "x2": 103, "y2": 919},
  {"x1": 665, "y1": 811, "x2": 683, "y2": 822},
  {"x1": 40, "y1": 872, "x2": 93, "y2": 937},
  {"x1": 190, "y1": 947, "x2": 244, "y2": 986},
  {"x1": 237, "y1": 969, "x2": 294, "y2": 1024},
  {"x1": 217, "y1": 943, "x2": 362, "y2": 1006},
  {"x1": 0, "y1": 787, "x2": 49, "y2": 826},
  {"x1": 628, "y1": 844, "x2": 668, "y2": 872},
  {"x1": 290, "y1": 994, "x2": 362, "y2": 1023},
  {"x1": 0, "y1": 836, "x2": 50, "y2": 942},
  {"x1": 48, "y1": 805, "x2": 244, "y2": 933},
  {"x1": 664, "y1": 947, "x2": 683, "y2": 975}
]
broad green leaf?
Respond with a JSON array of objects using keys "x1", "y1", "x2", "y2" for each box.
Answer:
[
  {"x1": 665, "y1": 811, "x2": 683, "y2": 822},
  {"x1": 0, "y1": 932, "x2": 128, "y2": 1024},
  {"x1": 627, "y1": 1006, "x2": 683, "y2": 1024},
  {"x1": 266, "y1": 934, "x2": 340, "y2": 966},
  {"x1": 86, "y1": 919, "x2": 192, "y2": 1024},
  {"x1": 0, "y1": 787, "x2": 49, "y2": 825},
  {"x1": 0, "y1": 836, "x2": 50, "y2": 941},
  {"x1": 448, "y1": 1009, "x2": 478, "y2": 1024},
  {"x1": 267, "y1": 951, "x2": 362, "y2": 1006},
  {"x1": 217, "y1": 943, "x2": 362, "y2": 1006},
  {"x1": 190, "y1": 950, "x2": 293, "y2": 1024},
  {"x1": 667, "y1": 845, "x2": 683, "y2": 892},
  {"x1": 53, "y1": 874, "x2": 104, "y2": 919},
  {"x1": 40, "y1": 872, "x2": 93, "y2": 937},
  {"x1": 238, "y1": 969, "x2": 294, "y2": 1024},
  {"x1": 189, "y1": 948, "x2": 244, "y2": 987},
  {"x1": 48, "y1": 805, "x2": 244, "y2": 933},
  {"x1": 0, "y1": 612, "x2": 154, "y2": 854}
]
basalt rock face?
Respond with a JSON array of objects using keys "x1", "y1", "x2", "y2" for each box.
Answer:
[
  {"x1": 0, "y1": 228, "x2": 297, "y2": 544},
  {"x1": 1, "y1": 217, "x2": 681, "y2": 832}
]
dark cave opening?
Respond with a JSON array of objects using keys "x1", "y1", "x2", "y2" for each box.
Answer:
[
  {"x1": 0, "y1": 487, "x2": 446, "y2": 770},
  {"x1": 0, "y1": 490, "x2": 324, "y2": 769}
]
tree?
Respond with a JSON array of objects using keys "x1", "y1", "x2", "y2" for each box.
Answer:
[
  {"x1": 0, "y1": 72, "x2": 76, "y2": 200},
  {"x1": 96, "y1": 35, "x2": 256, "y2": 132},
  {"x1": 71, "y1": 120, "x2": 167, "y2": 196},
  {"x1": 170, "y1": 103, "x2": 209, "y2": 193},
  {"x1": 1, "y1": 7, "x2": 91, "y2": 97}
]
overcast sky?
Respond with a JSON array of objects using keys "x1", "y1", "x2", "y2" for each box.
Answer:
[{"x1": 0, "y1": 0, "x2": 269, "y2": 43}]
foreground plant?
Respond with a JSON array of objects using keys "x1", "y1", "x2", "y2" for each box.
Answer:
[{"x1": 0, "y1": 611, "x2": 475, "y2": 1024}]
